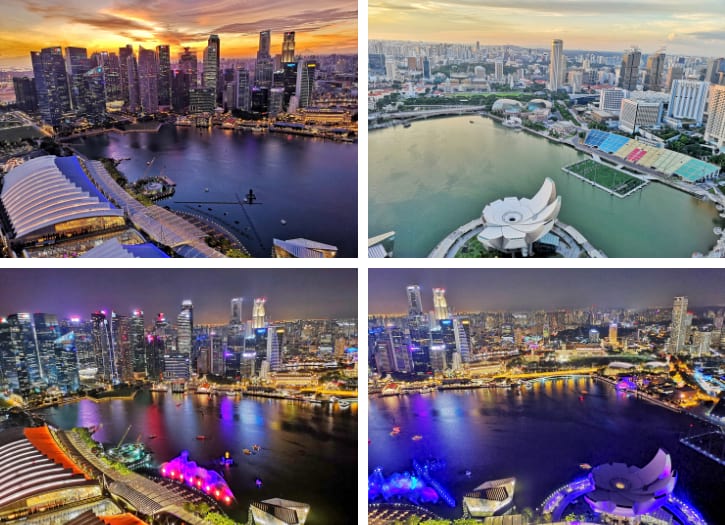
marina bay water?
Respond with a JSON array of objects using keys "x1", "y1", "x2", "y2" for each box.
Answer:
[
  {"x1": 40, "y1": 390, "x2": 357, "y2": 524},
  {"x1": 369, "y1": 116, "x2": 719, "y2": 257},
  {"x1": 368, "y1": 378, "x2": 723, "y2": 521},
  {"x1": 72, "y1": 125, "x2": 357, "y2": 257}
]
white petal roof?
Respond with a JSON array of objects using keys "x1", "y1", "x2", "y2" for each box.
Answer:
[
  {"x1": 1, "y1": 155, "x2": 123, "y2": 240},
  {"x1": 477, "y1": 177, "x2": 561, "y2": 252}
]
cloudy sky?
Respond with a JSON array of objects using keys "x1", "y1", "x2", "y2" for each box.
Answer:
[
  {"x1": 369, "y1": 269, "x2": 725, "y2": 314},
  {"x1": 369, "y1": 0, "x2": 725, "y2": 56},
  {"x1": 0, "y1": 0, "x2": 357, "y2": 68},
  {"x1": 0, "y1": 269, "x2": 357, "y2": 325}
]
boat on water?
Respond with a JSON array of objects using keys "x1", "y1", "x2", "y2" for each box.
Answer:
[
  {"x1": 390, "y1": 426, "x2": 401, "y2": 437},
  {"x1": 196, "y1": 435, "x2": 207, "y2": 440},
  {"x1": 252, "y1": 444, "x2": 261, "y2": 452},
  {"x1": 403, "y1": 122, "x2": 412, "y2": 128},
  {"x1": 580, "y1": 463, "x2": 592, "y2": 470},
  {"x1": 243, "y1": 448, "x2": 252, "y2": 455},
  {"x1": 411, "y1": 435, "x2": 423, "y2": 441}
]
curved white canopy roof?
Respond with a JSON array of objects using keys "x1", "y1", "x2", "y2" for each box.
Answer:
[{"x1": 1, "y1": 156, "x2": 123, "y2": 240}]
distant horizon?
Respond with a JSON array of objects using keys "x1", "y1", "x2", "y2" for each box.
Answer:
[
  {"x1": 0, "y1": 269, "x2": 358, "y2": 326},
  {"x1": 369, "y1": 269, "x2": 725, "y2": 314},
  {"x1": 0, "y1": 0, "x2": 357, "y2": 68},
  {"x1": 369, "y1": 0, "x2": 725, "y2": 57}
]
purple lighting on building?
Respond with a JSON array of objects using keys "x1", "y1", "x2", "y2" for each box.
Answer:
[{"x1": 160, "y1": 451, "x2": 234, "y2": 504}]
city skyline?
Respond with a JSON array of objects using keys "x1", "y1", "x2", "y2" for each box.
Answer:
[
  {"x1": 0, "y1": 269, "x2": 357, "y2": 324},
  {"x1": 0, "y1": 0, "x2": 357, "y2": 68},
  {"x1": 369, "y1": 0, "x2": 725, "y2": 56},
  {"x1": 369, "y1": 269, "x2": 725, "y2": 313}
]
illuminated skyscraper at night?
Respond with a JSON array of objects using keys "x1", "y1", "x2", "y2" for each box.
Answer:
[
  {"x1": 266, "y1": 325, "x2": 281, "y2": 371},
  {"x1": 432, "y1": 288, "x2": 448, "y2": 321},
  {"x1": 253, "y1": 298, "x2": 267, "y2": 329},
  {"x1": 177, "y1": 300, "x2": 193, "y2": 356},
  {"x1": 130, "y1": 310, "x2": 145, "y2": 374},
  {"x1": 609, "y1": 323, "x2": 618, "y2": 346},
  {"x1": 137, "y1": 47, "x2": 159, "y2": 113},
  {"x1": 231, "y1": 298, "x2": 244, "y2": 324},
  {"x1": 91, "y1": 311, "x2": 117, "y2": 384},
  {"x1": 156, "y1": 44, "x2": 171, "y2": 107},
  {"x1": 670, "y1": 296, "x2": 689, "y2": 353},
  {"x1": 406, "y1": 285, "x2": 423, "y2": 317}
]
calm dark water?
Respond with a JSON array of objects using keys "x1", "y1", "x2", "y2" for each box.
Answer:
[
  {"x1": 42, "y1": 391, "x2": 357, "y2": 524},
  {"x1": 73, "y1": 126, "x2": 358, "y2": 257},
  {"x1": 368, "y1": 378, "x2": 725, "y2": 521}
]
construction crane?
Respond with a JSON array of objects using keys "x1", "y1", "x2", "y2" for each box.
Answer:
[{"x1": 117, "y1": 425, "x2": 132, "y2": 449}]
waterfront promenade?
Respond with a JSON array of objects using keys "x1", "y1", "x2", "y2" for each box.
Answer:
[{"x1": 83, "y1": 160, "x2": 224, "y2": 257}]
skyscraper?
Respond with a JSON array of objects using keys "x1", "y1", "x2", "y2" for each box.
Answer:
[
  {"x1": 54, "y1": 332, "x2": 80, "y2": 393},
  {"x1": 31, "y1": 47, "x2": 72, "y2": 126},
  {"x1": 203, "y1": 34, "x2": 221, "y2": 100},
  {"x1": 156, "y1": 45, "x2": 171, "y2": 107},
  {"x1": 137, "y1": 47, "x2": 159, "y2": 113},
  {"x1": 670, "y1": 296, "x2": 689, "y2": 353},
  {"x1": 667, "y1": 80, "x2": 708, "y2": 126},
  {"x1": 282, "y1": 31, "x2": 295, "y2": 63},
  {"x1": 295, "y1": 59, "x2": 317, "y2": 108},
  {"x1": 432, "y1": 288, "x2": 448, "y2": 321},
  {"x1": 91, "y1": 311, "x2": 117, "y2": 384},
  {"x1": 236, "y1": 66, "x2": 251, "y2": 111},
  {"x1": 93, "y1": 51, "x2": 122, "y2": 102},
  {"x1": 423, "y1": 57, "x2": 431, "y2": 80},
  {"x1": 609, "y1": 323, "x2": 618, "y2": 346},
  {"x1": 13, "y1": 77, "x2": 38, "y2": 112},
  {"x1": 177, "y1": 300, "x2": 193, "y2": 356},
  {"x1": 665, "y1": 65, "x2": 684, "y2": 91},
  {"x1": 706, "y1": 58, "x2": 725, "y2": 85},
  {"x1": 255, "y1": 30, "x2": 274, "y2": 88},
  {"x1": 618, "y1": 47, "x2": 641, "y2": 91},
  {"x1": 453, "y1": 317, "x2": 470, "y2": 363},
  {"x1": 130, "y1": 310, "x2": 145, "y2": 374},
  {"x1": 126, "y1": 53, "x2": 140, "y2": 112},
  {"x1": 644, "y1": 51, "x2": 665, "y2": 91},
  {"x1": 118, "y1": 45, "x2": 134, "y2": 103},
  {"x1": 705, "y1": 85, "x2": 725, "y2": 148},
  {"x1": 64, "y1": 47, "x2": 90, "y2": 111},
  {"x1": 266, "y1": 325, "x2": 281, "y2": 371},
  {"x1": 252, "y1": 298, "x2": 266, "y2": 329},
  {"x1": 179, "y1": 47, "x2": 198, "y2": 88},
  {"x1": 81, "y1": 66, "x2": 107, "y2": 125},
  {"x1": 549, "y1": 39, "x2": 564, "y2": 92},
  {"x1": 406, "y1": 285, "x2": 423, "y2": 317},
  {"x1": 231, "y1": 298, "x2": 244, "y2": 324}
]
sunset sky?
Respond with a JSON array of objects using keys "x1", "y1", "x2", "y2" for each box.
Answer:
[
  {"x1": 370, "y1": 0, "x2": 725, "y2": 56},
  {"x1": 0, "y1": 0, "x2": 357, "y2": 68}
]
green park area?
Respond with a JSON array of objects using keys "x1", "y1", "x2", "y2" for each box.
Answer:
[{"x1": 564, "y1": 159, "x2": 646, "y2": 196}]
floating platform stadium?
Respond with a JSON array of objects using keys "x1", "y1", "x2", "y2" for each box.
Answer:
[
  {"x1": 563, "y1": 159, "x2": 647, "y2": 198},
  {"x1": 582, "y1": 130, "x2": 720, "y2": 182}
]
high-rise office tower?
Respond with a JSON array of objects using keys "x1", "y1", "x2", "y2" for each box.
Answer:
[
  {"x1": 255, "y1": 30, "x2": 274, "y2": 88},
  {"x1": 618, "y1": 47, "x2": 641, "y2": 91},
  {"x1": 705, "y1": 85, "x2": 725, "y2": 148},
  {"x1": 671, "y1": 296, "x2": 689, "y2": 353},
  {"x1": 609, "y1": 323, "x2": 618, "y2": 346},
  {"x1": 706, "y1": 58, "x2": 725, "y2": 85},
  {"x1": 668, "y1": 80, "x2": 708, "y2": 126},
  {"x1": 432, "y1": 288, "x2": 448, "y2": 321},
  {"x1": 54, "y1": 332, "x2": 80, "y2": 393},
  {"x1": 231, "y1": 298, "x2": 244, "y2": 324},
  {"x1": 137, "y1": 47, "x2": 159, "y2": 113},
  {"x1": 33, "y1": 313, "x2": 60, "y2": 386},
  {"x1": 644, "y1": 51, "x2": 665, "y2": 91},
  {"x1": 203, "y1": 34, "x2": 221, "y2": 100},
  {"x1": 453, "y1": 317, "x2": 470, "y2": 363},
  {"x1": 665, "y1": 65, "x2": 684, "y2": 91},
  {"x1": 406, "y1": 285, "x2": 423, "y2": 317},
  {"x1": 130, "y1": 310, "x2": 145, "y2": 374},
  {"x1": 176, "y1": 300, "x2": 193, "y2": 359},
  {"x1": 295, "y1": 59, "x2": 316, "y2": 108},
  {"x1": 423, "y1": 57, "x2": 431, "y2": 80},
  {"x1": 12, "y1": 77, "x2": 38, "y2": 112},
  {"x1": 64, "y1": 47, "x2": 90, "y2": 111},
  {"x1": 252, "y1": 298, "x2": 266, "y2": 329},
  {"x1": 126, "y1": 54, "x2": 140, "y2": 112},
  {"x1": 91, "y1": 311, "x2": 117, "y2": 384},
  {"x1": 549, "y1": 39, "x2": 564, "y2": 92},
  {"x1": 268, "y1": 87, "x2": 284, "y2": 116},
  {"x1": 266, "y1": 325, "x2": 281, "y2": 371},
  {"x1": 282, "y1": 31, "x2": 295, "y2": 63},
  {"x1": 179, "y1": 47, "x2": 198, "y2": 88},
  {"x1": 31, "y1": 47, "x2": 72, "y2": 126},
  {"x1": 81, "y1": 66, "x2": 107, "y2": 124},
  {"x1": 172, "y1": 69, "x2": 192, "y2": 111},
  {"x1": 156, "y1": 45, "x2": 171, "y2": 107},
  {"x1": 119, "y1": 45, "x2": 134, "y2": 103},
  {"x1": 236, "y1": 66, "x2": 251, "y2": 111},
  {"x1": 93, "y1": 51, "x2": 122, "y2": 102},
  {"x1": 113, "y1": 313, "x2": 134, "y2": 382}
]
